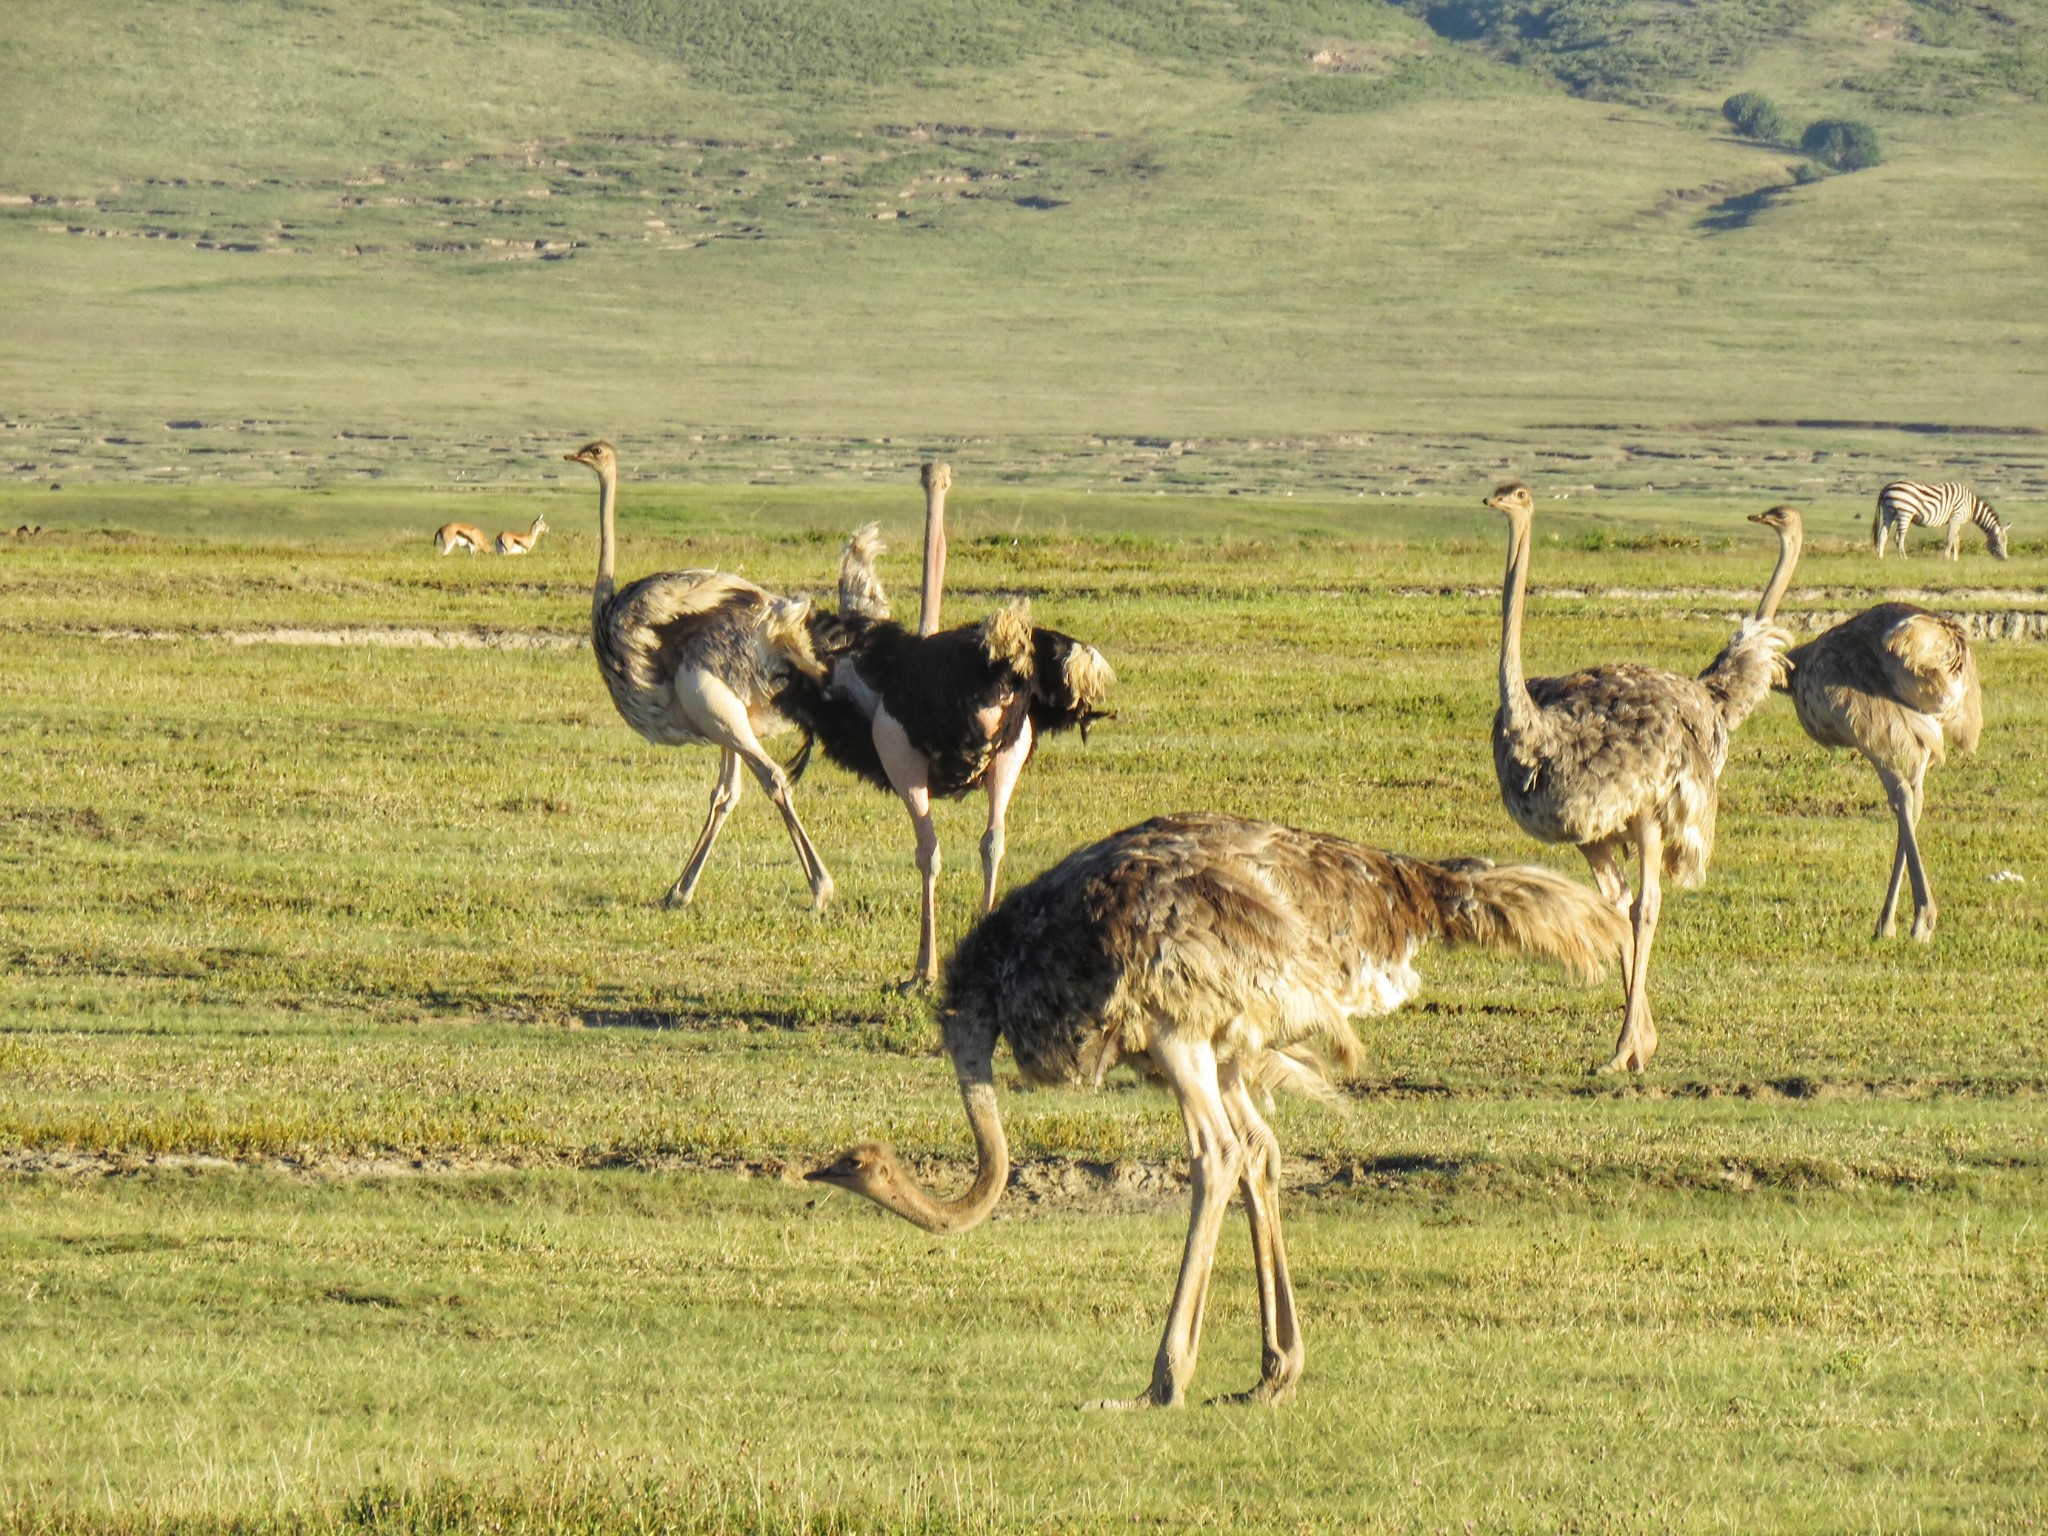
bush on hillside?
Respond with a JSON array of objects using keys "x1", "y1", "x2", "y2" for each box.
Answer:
[
  {"x1": 1801, "y1": 118, "x2": 1883, "y2": 170},
  {"x1": 1721, "y1": 91, "x2": 1785, "y2": 141}
]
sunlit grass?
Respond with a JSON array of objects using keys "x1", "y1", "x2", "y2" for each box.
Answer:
[{"x1": 2, "y1": 503, "x2": 2044, "y2": 1533}]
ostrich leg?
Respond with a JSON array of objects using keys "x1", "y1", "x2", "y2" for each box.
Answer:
[
  {"x1": 1904, "y1": 765, "x2": 1937, "y2": 941},
  {"x1": 674, "y1": 672, "x2": 834, "y2": 910},
  {"x1": 1089, "y1": 1033, "x2": 1243, "y2": 1410},
  {"x1": 665, "y1": 749, "x2": 745, "y2": 907},
  {"x1": 1600, "y1": 812, "x2": 1663, "y2": 1075},
  {"x1": 1221, "y1": 1074, "x2": 1303, "y2": 1405},
  {"x1": 1875, "y1": 763, "x2": 1937, "y2": 941},
  {"x1": 977, "y1": 718, "x2": 1034, "y2": 915},
  {"x1": 874, "y1": 707, "x2": 942, "y2": 985},
  {"x1": 1581, "y1": 840, "x2": 1635, "y2": 972}
]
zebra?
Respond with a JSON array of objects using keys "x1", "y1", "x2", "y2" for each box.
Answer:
[{"x1": 1874, "y1": 481, "x2": 2011, "y2": 561}]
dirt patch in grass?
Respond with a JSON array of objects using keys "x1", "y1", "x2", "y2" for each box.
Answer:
[{"x1": 93, "y1": 625, "x2": 586, "y2": 649}]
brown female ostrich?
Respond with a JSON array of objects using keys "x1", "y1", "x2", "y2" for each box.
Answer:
[
  {"x1": 1486, "y1": 482, "x2": 1785, "y2": 1073},
  {"x1": 1749, "y1": 504, "x2": 1982, "y2": 940},
  {"x1": 807, "y1": 812, "x2": 1627, "y2": 1407},
  {"x1": 564, "y1": 440, "x2": 835, "y2": 910},
  {"x1": 782, "y1": 479, "x2": 1112, "y2": 982}
]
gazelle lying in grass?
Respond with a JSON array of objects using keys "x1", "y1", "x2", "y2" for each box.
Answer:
[
  {"x1": 496, "y1": 515, "x2": 548, "y2": 556},
  {"x1": 433, "y1": 522, "x2": 490, "y2": 555}
]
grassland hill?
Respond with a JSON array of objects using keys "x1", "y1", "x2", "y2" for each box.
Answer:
[{"x1": 1, "y1": 0, "x2": 2042, "y2": 492}]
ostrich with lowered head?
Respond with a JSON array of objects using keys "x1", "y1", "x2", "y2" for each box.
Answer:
[{"x1": 808, "y1": 812, "x2": 1628, "y2": 1407}]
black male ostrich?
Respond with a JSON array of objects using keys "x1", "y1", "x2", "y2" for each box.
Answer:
[{"x1": 783, "y1": 495, "x2": 1112, "y2": 982}]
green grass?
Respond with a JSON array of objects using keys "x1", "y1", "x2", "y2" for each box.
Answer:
[
  {"x1": 2, "y1": 495, "x2": 2046, "y2": 1528},
  {"x1": 3, "y1": 1173, "x2": 2044, "y2": 1532},
  {"x1": 4, "y1": 1, "x2": 2046, "y2": 1522}
]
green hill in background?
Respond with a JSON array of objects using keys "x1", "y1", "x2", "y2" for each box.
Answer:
[{"x1": 1, "y1": 0, "x2": 2042, "y2": 495}]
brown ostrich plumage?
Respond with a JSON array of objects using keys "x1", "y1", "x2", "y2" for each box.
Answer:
[
  {"x1": 1486, "y1": 482, "x2": 1786, "y2": 1073},
  {"x1": 563, "y1": 440, "x2": 835, "y2": 911},
  {"x1": 808, "y1": 812, "x2": 1627, "y2": 1408},
  {"x1": 1751, "y1": 505, "x2": 1982, "y2": 940}
]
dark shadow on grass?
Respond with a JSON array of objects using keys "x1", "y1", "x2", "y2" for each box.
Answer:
[
  {"x1": 578, "y1": 1004, "x2": 840, "y2": 1031},
  {"x1": 1697, "y1": 182, "x2": 1797, "y2": 233}
]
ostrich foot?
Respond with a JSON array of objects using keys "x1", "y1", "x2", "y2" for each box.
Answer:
[
  {"x1": 659, "y1": 884, "x2": 696, "y2": 910},
  {"x1": 1214, "y1": 1377, "x2": 1298, "y2": 1408},
  {"x1": 808, "y1": 875, "x2": 836, "y2": 912},
  {"x1": 891, "y1": 975, "x2": 935, "y2": 998},
  {"x1": 1594, "y1": 1026, "x2": 1657, "y2": 1076},
  {"x1": 1910, "y1": 907, "x2": 1937, "y2": 943},
  {"x1": 1082, "y1": 1390, "x2": 1177, "y2": 1412},
  {"x1": 1874, "y1": 913, "x2": 1897, "y2": 940}
]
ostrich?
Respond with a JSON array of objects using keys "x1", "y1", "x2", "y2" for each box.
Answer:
[
  {"x1": 496, "y1": 514, "x2": 548, "y2": 556},
  {"x1": 1486, "y1": 482, "x2": 1786, "y2": 1073},
  {"x1": 807, "y1": 812, "x2": 1628, "y2": 1407},
  {"x1": 779, "y1": 469, "x2": 1113, "y2": 983},
  {"x1": 433, "y1": 521, "x2": 489, "y2": 555},
  {"x1": 1749, "y1": 504, "x2": 1982, "y2": 940},
  {"x1": 563, "y1": 440, "x2": 836, "y2": 910}
]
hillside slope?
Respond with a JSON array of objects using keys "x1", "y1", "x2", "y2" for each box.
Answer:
[{"x1": 0, "y1": 0, "x2": 2042, "y2": 489}]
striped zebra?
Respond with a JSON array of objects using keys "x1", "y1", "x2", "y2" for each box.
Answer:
[{"x1": 1874, "y1": 481, "x2": 2010, "y2": 561}]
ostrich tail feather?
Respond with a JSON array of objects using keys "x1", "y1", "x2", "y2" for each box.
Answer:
[
  {"x1": 1438, "y1": 861, "x2": 1627, "y2": 981},
  {"x1": 978, "y1": 599, "x2": 1035, "y2": 674},
  {"x1": 838, "y1": 523, "x2": 890, "y2": 621},
  {"x1": 764, "y1": 595, "x2": 825, "y2": 680}
]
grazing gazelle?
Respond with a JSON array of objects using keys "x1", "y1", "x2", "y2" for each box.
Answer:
[
  {"x1": 496, "y1": 515, "x2": 548, "y2": 556},
  {"x1": 433, "y1": 521, "x2": 490, "y2": 555}
]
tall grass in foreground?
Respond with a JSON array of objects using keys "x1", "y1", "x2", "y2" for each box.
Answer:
[{"x1": 1, "y1": 1173, "x2": 2042, "y2": 1532}]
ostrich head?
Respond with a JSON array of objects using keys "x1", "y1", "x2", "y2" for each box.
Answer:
[
  {"x1": 921, "y1": 461, "x2": 953, "y2": 495},
  {"x1": 1748, "y1": 504, "x2": 1803, "y2": 540},
  {"x1": 1484, "y1": 481, "x2": 1534, "y2": 523},
  {"x1": 563, "y1": 440, "x2": 616, "y2": 476},
  {"x1": 1986, "y1": 510, "x2": 2011, "y2": 561},
  {"x1": 806, "y1": 1141, "x2": 917, "y2": 1212}
]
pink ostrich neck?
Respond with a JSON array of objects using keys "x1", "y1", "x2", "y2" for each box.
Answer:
[
  {"x1": 918, "y1": 478, "x2": 948, "y2": 638},
  {"x1": 878, "y1": 1065, "x2": 1009, "y2": 1235}
]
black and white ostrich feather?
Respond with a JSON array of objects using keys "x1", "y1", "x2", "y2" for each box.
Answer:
[{"x1": 779, "y1": 524, "x2": 1113, "y2": 799}]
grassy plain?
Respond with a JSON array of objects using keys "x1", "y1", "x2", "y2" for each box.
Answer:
[
  {"x1": 3, "y1": 491, "x2": 2046, "y2": 1531},
  {"x1": 4, "y1": 0, "x2": 2046, "y2": 1526}
]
